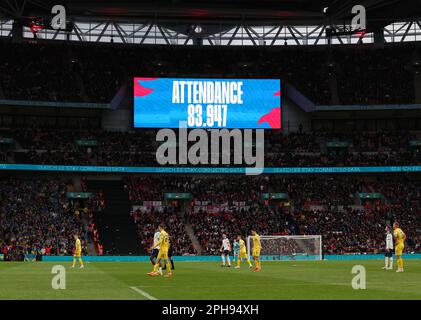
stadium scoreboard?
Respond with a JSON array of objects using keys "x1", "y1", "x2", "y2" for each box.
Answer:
[{"x1": 133, "y1": 77, "x2": 281, "y2": 129}]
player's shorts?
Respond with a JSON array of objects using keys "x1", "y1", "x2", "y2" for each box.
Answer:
[
  {"x1": 238, "y1": 250, "x2": 247, "y2": 259},
  {"x1": 222, "y1": 250, "x2": 230, "y2": 256},
  {"x1": 252, "y1": 247, "x2": 261, "y2": 257},
  {"x1": 151, "y1": 248, "x2": 159, "y2": 257},
  {"x1": 395, "y1": 243, "x2": 404, "y2": 256},
  {"x1": 74, "y1": 251, "x2": 81, "y2": 258},
  {"x1": 385, "y1": 249, "x2": 393, "y2": 258},
  {"x1": 157, "y1": 249, "x2": 169, "y2": 260}
]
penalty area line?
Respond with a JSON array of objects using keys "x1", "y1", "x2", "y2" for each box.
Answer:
[{"x1": 129, "y1": 286, "x2": 158, "y2": 300}]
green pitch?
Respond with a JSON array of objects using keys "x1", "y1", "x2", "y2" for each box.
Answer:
[{"x1": 1, "y1": 260, "x2": 421, "y2": 300}]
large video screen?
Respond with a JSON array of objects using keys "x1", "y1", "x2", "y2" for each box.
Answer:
[{"x1": 133, "y1": 77, "x2": 281, "y2": 129}]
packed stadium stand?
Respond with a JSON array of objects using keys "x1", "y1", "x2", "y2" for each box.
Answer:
[
  {"x1": 1, "y1": 128, "x2": 421, "y2": 167},
  {"x1": 123, "y1": 176, "x2": 421, "y2": 255},
  {"x1": 0, "y1": 177, "x2": 94, "y2": 260},
  {"x1": 0, "y1": 0, "x2": 420, "y2": 262},
  {"x1": 3, "y1": 174, "x2": 419, "y2": 258}
]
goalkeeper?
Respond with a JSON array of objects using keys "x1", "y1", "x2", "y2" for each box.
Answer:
[{"x1": 233, "y1": 239, "x2": 239, "y2": 263}]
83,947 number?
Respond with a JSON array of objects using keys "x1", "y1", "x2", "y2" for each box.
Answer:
[{"x1": 187, "y1": 104, "x2": 227, "y2": 128}]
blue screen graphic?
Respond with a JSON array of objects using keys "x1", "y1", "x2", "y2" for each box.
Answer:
[{"x1": 133, "y1": 77, "x2": 281, "y2": 129}]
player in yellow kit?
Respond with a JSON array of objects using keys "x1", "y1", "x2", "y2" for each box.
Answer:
[
  {"x1": 234, "y1": 235, "x2": 252, "y2": 269},
  {"x1": 147, "y1": 225, "x2": 172, "y2": 277},
  {"x1": 251, "y1": 230, "x2": 261, "y2": 272},
  {"x1": 393, "y1": 222, "x2": 406, "y2": 273},
  {"x1": 72, "y1": 234, "x2": 84, "y2": 269}
]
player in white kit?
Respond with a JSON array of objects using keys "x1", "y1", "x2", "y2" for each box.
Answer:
[
  {"x1": 220, "y1": 234, "x2": 231, "y2": 267},
  {"x1": 382, "y1": 225, "x2": 394, "y2": 270}
]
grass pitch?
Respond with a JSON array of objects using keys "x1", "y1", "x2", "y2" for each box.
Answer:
[{"x1": 0, "y1": 260, "x2": 420, "y2": 300}]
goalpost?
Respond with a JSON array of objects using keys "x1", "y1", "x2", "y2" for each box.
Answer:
[{"x1": 247, "y1": 235, "x2": 322, "y2": 261}]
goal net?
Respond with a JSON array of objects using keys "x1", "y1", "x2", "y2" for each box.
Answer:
[{"x1": 247, "y1": 235, "x2": 322, "y2": 261}]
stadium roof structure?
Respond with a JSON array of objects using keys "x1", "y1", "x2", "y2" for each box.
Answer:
[
  {"x1": 1, "y1": 0, "x2": 421, "y2": 45},
  {"x1": 1, "y1": 0, "x2": 419, "y2": 24}
]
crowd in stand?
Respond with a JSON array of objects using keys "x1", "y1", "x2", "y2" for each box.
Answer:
[
  {"x1": 290, "y1": 208, "x2": 386, "y2": 254},
  {"x1": 130, "y1": 206, "x2": 195, "y2": 255},
  {"x1": 0, "y1": 177, "x2": 90, "y2": 260},
  {"x1": 125, "y1": 175, "x2": 271, "y2": 254},
  {"x1": 333, "y1": 46, "x2": 415, "y2": 105},
  {"x1": 81, "y1": 176, "x2": 105, "y2": 255},
  {"x1": 187, "y1": 206, "x2": 288, "y2": 255},
  {"x1": 183, "y1": 176, "x2": 362, "y2": 254},
  {"x1": 371, "y1": 179, "x2": 421, "y2": 251},
  {"x1": 124, "y1": 175, "x2": 421, "y2": 255},
  {"x1": 14, "y1": 148, "x2": 421, "y2": 167},
  {"x1": 0, "y1": 39, "x2": 417, "y2": 105},
  {"x1": 125, "y1": 176, "x2": 195, "y2": 254},
  {"x1": 0, "y1": 174, "x2": 419, "y2": 257},
  {"x1": 1, "y1": 128, "x2": 420, "y2": 167},
  {"x1": 1, "y1": 38, "x2": 420, "y2": 260}
]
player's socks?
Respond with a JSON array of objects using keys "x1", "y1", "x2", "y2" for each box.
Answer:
[
  {"x1": 153, "y1": 263, "x2": 160, "y2": 273},
  {"x1": 79, "y1": 258, "x2": 84, "y2": 267},
  {"x1": 227, "y1": 256, "x2": 231, "y2": 267},
  {"x1": 221, "y1": 255, "x2": 226, "y2": 266},
  {"x1": 72, "y1": 257, "x2": 76, "y2": 268},
  {"x1": 384, "y1": 257, "x2": 389, "y2": 269},
  {"x1": 388, "y1": 257, "x2": 393, "y2": 269},
  {"x1": 246, "y1": 258, "x2": 252, "y2": 267},
  {"x1": 170, "y1": 259, "x2": 175, "y2": 270},
  {"x1": 164, "y1": 261, "x2": 172, "y2": 278},
  {"x1": 396, "y1": 258, "x2": 404, "y2": 272}
]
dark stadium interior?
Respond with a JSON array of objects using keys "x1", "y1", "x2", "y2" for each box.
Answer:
[
  {"x1": 8, "y1": 0, "x2": 421, "y2": 23},
  {"x1": 0, "y1": 0, "x2": 420, "y2": 267},
  {"x1": 0, "y1": 40, "x2": 417, "y2": 105}
]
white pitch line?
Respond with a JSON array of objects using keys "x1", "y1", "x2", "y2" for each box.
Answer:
[{"x1": 129, "y1": 286, "x2": 158, "y2": 300}]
